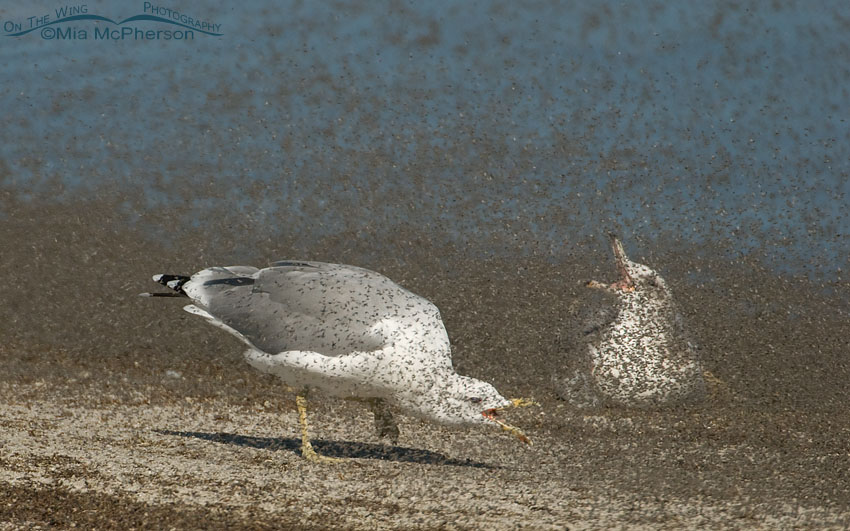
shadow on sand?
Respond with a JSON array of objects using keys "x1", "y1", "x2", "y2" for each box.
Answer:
[{"x1": 153, "y1": 429, "x2": 496, "y2": 468}]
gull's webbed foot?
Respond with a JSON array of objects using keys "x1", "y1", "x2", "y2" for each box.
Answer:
[{"x1": 299, "y1": 440, "x2": 344, "y2": 464}]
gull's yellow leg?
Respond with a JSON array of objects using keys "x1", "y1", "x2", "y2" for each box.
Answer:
[
  {"x1": 366, "y1": 398, "x2": 400, "y2": 444},
  {"x1": 296, "y1": 394, "x2": 342, "y2": 464},
  {"x1": 343, "y1": 397, "x2": 400, "y2": 443}
]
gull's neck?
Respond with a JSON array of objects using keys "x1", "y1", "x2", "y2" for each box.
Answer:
[{"x1": 617, "y1": 289, "x2": 676, "y2": 324}]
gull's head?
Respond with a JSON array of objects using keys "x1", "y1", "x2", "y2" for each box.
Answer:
[
  {"x1": 400, "y1": 374, "x2": 532, "y2": 445},
  {"x1": 587, "y1": 233, "x2": 669, "y2": 298}
]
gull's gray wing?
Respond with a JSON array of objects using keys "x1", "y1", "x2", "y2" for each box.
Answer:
[{"x1": 184, "y1": 261, "x2": 439, "y2": 357}]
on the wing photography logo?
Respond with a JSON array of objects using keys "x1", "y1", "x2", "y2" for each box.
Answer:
[{"x1": 4, "y1": 3, "x2": 222, "y2": 41}]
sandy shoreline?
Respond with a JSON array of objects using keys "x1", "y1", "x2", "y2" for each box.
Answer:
[
  {"x1": 2, "y1": 373, "x2": 849, "y2": 530},
  {"x1": 2, "y1": 247, "x2": 849, "y2": 529}
]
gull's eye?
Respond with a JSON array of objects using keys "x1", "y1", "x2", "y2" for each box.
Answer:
[{"x1": 468, "y1": 397, "x2": 482, "y2": 404}]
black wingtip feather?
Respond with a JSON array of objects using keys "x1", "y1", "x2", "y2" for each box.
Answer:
[{"x1": 151, "y1": 274, "x2": 190, "y2": 296}]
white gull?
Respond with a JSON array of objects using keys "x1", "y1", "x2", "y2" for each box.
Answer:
[
  {"x1": 144, "y1": 261, "x2": 531, "y2": 462},
  {"x1": 559, "y1": 234, "x2": 705, "y2": 406}
]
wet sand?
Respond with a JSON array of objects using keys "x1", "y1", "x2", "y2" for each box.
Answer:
[
  {"x1": 2, "y1": 356, "x2": 849, "y2": 529},
  {"x1": 2, "y1": 201, "x2": 849, "y2": 528},
  {"x1": 2, "y1": 259, "x2": 850, "y2": 529}
]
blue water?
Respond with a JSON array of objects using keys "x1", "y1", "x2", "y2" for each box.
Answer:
[{"x1": 1, "y1": 1, "x2": 848, "y2": 278}]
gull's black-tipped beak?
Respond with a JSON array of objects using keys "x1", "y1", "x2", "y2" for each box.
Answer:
[
  {"x1": 481, "y1": 398, "x2": 535, "y2": 445},
  {"x1": 608, "y1": 234, "x2": 635, "y2": 292},
  {"x1": 586, "y1": 234, "x2": 635, "y2": 293},
  {"x1": 609, "y1": 233, "x2": 628, "y2": 268}
]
